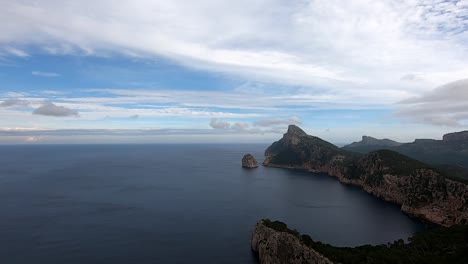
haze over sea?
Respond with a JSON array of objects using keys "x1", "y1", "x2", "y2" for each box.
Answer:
[{"x1": 0, "y1": 144, "x2": 425, "y2": 264}]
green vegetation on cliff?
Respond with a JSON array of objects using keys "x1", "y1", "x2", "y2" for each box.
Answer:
[{"x1": 262, "y1": 219, "x2": 468, "y2": 264}]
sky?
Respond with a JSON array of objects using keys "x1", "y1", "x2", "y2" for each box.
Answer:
[{"x1": 0, "y1": 0, "x2": 467, "y2": 144}]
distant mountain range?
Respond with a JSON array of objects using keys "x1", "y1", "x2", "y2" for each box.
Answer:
[
  {"x1": 263, "y1": 125, "x2": 467, "y2": 226},
  {"x1": 345, "y1": 135, "x2": 402, "y2": 148},
  {"x1": 342, "y1": 131, "x2": 468, "y2": 179}
]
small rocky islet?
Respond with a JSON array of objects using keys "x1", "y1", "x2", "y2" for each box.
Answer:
[
  {"x1": 248, "y1": 125, "x2": 468, "y2": 264},
  {"x1": 241, "y1": 153, "x2": 258, "y2": 168}
]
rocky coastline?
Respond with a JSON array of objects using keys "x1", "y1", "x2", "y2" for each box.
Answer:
[{"x1": 262, "y1": 125, "x2": 468, "y2": 226}]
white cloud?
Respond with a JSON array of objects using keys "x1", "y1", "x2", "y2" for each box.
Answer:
[
  {"x1": 2, "y1": 47, "x2": 29, "y2": 57},
  {"x1": 32, "y1": 71, "x2": 61, "y2": 77}
]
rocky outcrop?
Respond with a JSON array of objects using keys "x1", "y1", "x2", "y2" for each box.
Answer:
[
  {"x1": 251, "y1": 220, "x2": 334, "y2": 264},
  {"x1": 264, "y1": 125, "x2": 468, "y2": 226},
  {"x1": 242, "y1": 154, "x2": 259, "y2": 168}
]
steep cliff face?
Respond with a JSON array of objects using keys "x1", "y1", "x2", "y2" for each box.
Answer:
[
  {"x1": 264, "y1": 125, "x2": 468, "y2": 226},
  {"x1": 251, "y1": 220, "x2": 334, "y2": 264}
]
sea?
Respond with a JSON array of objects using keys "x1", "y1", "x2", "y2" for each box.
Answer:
[{"x1": 0, "y1": 144, "x2": 426, "y2": 264}]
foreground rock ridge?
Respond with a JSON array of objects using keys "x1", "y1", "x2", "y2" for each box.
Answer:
[
  {"x1": 251, "y1": 219, "x2": 468, "y2": 264},
  {"x1": 251, "y1": 220, "x2": 333, "y2": 264},
  {"x1": 242, "y1": 153, "x2": 259, "y2": 168},
  {"x1": 264, "y1": 125, "x2": 468, "y2": 226}
]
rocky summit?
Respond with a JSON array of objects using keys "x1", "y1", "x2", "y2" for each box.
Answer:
[
  {"x1": 242, "y1": 153, "x2": 258, "y2": 168},
  {"x1": 263, "y1": 125, "x2": 468, "y2": 226}
]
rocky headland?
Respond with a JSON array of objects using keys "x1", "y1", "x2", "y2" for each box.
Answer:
[{"x1": 263, "y1": 125, "x2": 468, "y2": 226}]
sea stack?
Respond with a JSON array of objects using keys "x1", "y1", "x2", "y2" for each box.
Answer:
[{"x1": 242, "y1": 154, "x2": 259, "y2": 168}]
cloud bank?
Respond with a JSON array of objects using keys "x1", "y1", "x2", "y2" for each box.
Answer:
[{"x1": 397, "y1": 79, "x2": 468, "y2": 127}]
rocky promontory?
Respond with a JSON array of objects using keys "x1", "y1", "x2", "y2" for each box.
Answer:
[
  {"x1": 263, "y1": 125, "x2": 468, "y2": 226},
  {"x1": 242, "y1": 153, "x2": 259, "y2": 168},
  {"x1": 251, "y1": 220, "x2": 333, "y2": 264}
]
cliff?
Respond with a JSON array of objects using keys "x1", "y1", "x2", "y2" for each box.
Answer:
[
  {"x1": 264, "y1": 125, "x2": 468, "y2": 226},
  {"x1": 251, "y1": 220, "x2": 334, "y2": 264},
  {"x1": 242, "y1": 153, "x2": 259, "y2": 168}
]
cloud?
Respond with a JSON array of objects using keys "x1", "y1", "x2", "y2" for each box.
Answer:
[
  {"x1": 33, "y1": 100, "x2": 79, "y2": 117},
  {"x1": 396, "y1": 79, "x2": 468, "y2": 127},
  {"x1": 400, "y1": 74, "x2": 423, "y2": 82},
  {"x1": 32, "y1": 71, "x2": 60, "y2": 77},
  {"x1": 0, "y1": 98, "x2": 29, "y2": 108},
  {"x1": 25, "y1": 136, "x2": 40, "y2": 143},
  {"x1": 232, "y1": 122, "x2": 250, "y2": 131},
  {"x1": 209, "y1": 117, "x2": 302, "y2": 132},
  {"x1": 1, "y1": 0, "x2": 468, "y2": 98},
  {"x1": 209, "y1": 118, "x2": 231, "y2": 129},
  {"x1": 2, "y1": 47, "x2": 29, "y2": 57},
  {"x1": 254, "y1": 116, "x2": 302, "y2": 127}
]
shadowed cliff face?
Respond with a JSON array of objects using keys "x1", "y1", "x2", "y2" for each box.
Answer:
[{"x1": 264, "y1": 125, "x2": 468, "y2": 226}]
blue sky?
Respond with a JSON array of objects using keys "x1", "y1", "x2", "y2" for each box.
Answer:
[{"x1": 0, "y1": 0, "x2": 467, "y2": 144}]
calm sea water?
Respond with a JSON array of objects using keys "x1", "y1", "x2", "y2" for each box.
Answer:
[{"x1": 0, "y1": 144, "x2": 425, "y2": 264}]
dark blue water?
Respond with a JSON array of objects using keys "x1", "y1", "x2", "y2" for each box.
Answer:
[{"x1": 0, "y1": 144, "x2": 425, "y2": 263}]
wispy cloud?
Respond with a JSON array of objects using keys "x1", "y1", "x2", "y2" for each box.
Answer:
[
  {"x1": 2, "y1": 47, "x2": 29, "y2": 57},
  {"x1": 32, "y1": 71, "x2": 61, "y2": 77}
]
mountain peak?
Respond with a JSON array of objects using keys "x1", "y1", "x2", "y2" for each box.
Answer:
[{"x1": 286, "y1": 125, "x2": 307, "y2": 137}]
